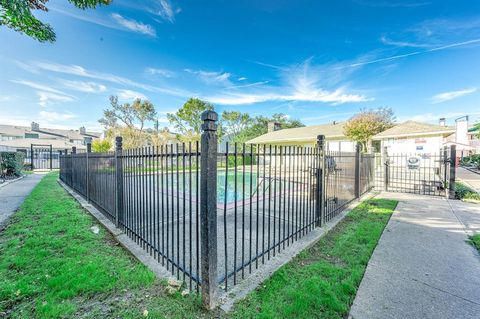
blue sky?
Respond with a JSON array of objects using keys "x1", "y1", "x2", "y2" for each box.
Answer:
[{"x1": 1, "y1": 0, "x2": 480, "y2": 131}]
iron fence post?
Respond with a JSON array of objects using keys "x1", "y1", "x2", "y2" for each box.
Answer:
[
  {"x1": 115, "y1": 137, "x2": 124, "y2": 228},
  {"x1": 443, "y1": 146, "x2": 448, "y2": 198},
  {"x1": 316, "y1": 135, "x2": 326, "y2": 227},
  {"x1": 30, "y1": 144, "x2": 34, "y2": 170},
  {"x1": 86, "y1": 143, "x2": 91, "y2": 203},
  {"x1": 200, "y1": 110, "x2": 218, "y2": 309},
  {"x1": 448, "y1": 145, "x2": 456, "y2": 199},
  {"x1": 354, "y1": 143, "x2": 361, "y2": 198},
  {"x1": 383, "y1": 146, "x2": 389, "y2": 191},
  {"x1": 72, "y1": 147, "x2": 76, "y2": 189},
  {"x1": 49, "y1": 144, "x2": 53, "y2": 170}
]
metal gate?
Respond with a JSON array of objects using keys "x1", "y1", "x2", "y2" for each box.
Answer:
[
  {"x1": 374, "y1": 146, "x2": 455, "y2": 197},
  {"x1": 27, "y1": 144, "x2": 60, "y2": 170}
]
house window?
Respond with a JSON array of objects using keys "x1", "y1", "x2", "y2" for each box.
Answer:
[{"x1": 25, "y1": 133, "x2": 39, "y2": 138}]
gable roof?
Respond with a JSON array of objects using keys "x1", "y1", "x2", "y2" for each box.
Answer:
[
  {"x1": 246, "y1": 122, "x2": 346, "y2": 144},
  {"x1": 373, "y1": 121, "x2": 455, "y2": 139},
  {"x1": 0, "y1": 124, "x2": 101, "y2": 140},
  {"x1": 0, "y1": 138, "x2": 87, "y2": 150}
]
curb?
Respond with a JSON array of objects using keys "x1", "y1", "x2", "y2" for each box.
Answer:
[
  {"x1": 462, "y1": 166, "x2": 480, "y2": 176},
  {"x1": 219, "y1": 191, "x2": 379, "y2": 312},
  {"x1": 57, "y1": 179, "x2": 177, "y2": 282},
  {"x1": 0, "y1": 175, "x2": 25, "y2": 189}
]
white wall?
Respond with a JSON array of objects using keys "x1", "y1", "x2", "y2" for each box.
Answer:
[
  {"x1": 382, "y1": 136, "x2": 444, "y2": 155},
  {"x1": 326, "y1": 140, "x2": 355, "y2": 152}
]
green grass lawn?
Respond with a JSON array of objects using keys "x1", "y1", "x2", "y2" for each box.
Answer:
[
  {"x1": 0, "y1": 173, "x2": 210, "y2": 319},
  {"x1": 230, "y1": 198, "x2": 397, "y2": 319},
  {"x1": 0, "y1": 173, "x2": 397, "y2": 318},
  {"x1": 470, "y1": 234, "x2": 480, "y2": 252}
]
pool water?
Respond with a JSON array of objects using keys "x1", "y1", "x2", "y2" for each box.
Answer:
[
  {"x1": 164, "y1": 170, "x2": 259, "y2": 204},
  {"x1": 217, "y1": 171, "x2": 258, "y2": 204}
]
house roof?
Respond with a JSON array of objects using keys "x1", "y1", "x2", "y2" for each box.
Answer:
[
  {"x1": 373, "y1": 121, "x2": 455, "y2": 139},
  {"x1": 246, "y1": 122, "x2": 346, "y2": 144},
  {"x1": 0, "y1": 124, "x2": 101, "y2": 140},
  {"x1": 468, "y1": 126, "x2": 479, "y2": 133},
  {"x1": 0, "y1": 138, "x2": 87, "y2": 150}
]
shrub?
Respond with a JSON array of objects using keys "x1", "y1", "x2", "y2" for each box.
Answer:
[
  {"x1": 455, "y1": 182, "x2": 480, "y2": 201},
  {"x1": 92, "y1": 139, "x2": 112, "y2": 153},
  {"x1": 0, "y1": 151, "x2": 25, "y2": 177},
  {"x1": 460, "y1": 154, "x2": 480, "y2": 168}
]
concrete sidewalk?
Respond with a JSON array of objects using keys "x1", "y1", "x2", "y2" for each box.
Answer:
[
  {"x1": 0, "y1": 173, "x2": 45, "y2": 229},
  {"x1": 457, "y1": 167, "x2": 480, "y2": 193},
  {"x1": 349, "y1": 193, "x2": 480, "y2": 319}
]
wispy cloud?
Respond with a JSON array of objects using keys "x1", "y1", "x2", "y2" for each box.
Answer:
[
  {"x1": 0, "y1": 96, "x2": 14, "y2": 102},
  {"x1": 380, "y1": 35, "x2": 432, "y2": 48},
  {"x1": 28, "y1": 61, "x2": 193, "y2": 97},
  {"x1": 184, "y1": 69, "x2": 232, "y2": 85},
  {"x1": 37, "y1": 91, "x2": 75, "y2": 107},
  {"x1": 59, "y1": 79, "x2": 107, "y2": 93},
  {"x1": 205, "y1": 89, "x2": 371, "y2": 106},
  {"x1": 381, "y1": 17, "x2": 480, "y2": 49},
  {"x1": 111, "y1": 13, "x2": 156, "y2": 36},
  {"x1": 11, "y1": 80, "x2": 76, "y2": 106},
  {"x1": 39, "y1": 110, "x2": 77, "y2": 121},
  {"x1": 338, "y1": 38, "x2": 480, "y2": 69},
  {"x1": 11, "y1": 80, "x2": 69, "y2": 95},
  {"x1": 431, "y1": 87, "x2": 477, "y2": 104},
  {"x1": 156, "y1": 0, "x2": 180, "y2": 23},
  {"x1": 204, "y1": 59, "x2": 372, "y2": 105},
  {"x1": 226, "y1": 81, "x2": 270, "y2": 89},
  {"x1": 145, "y1": 67, "x2": 176, "y2": 78},
  {"x1": 117, "y1": 89, "x2": 148, "y2": 101}
]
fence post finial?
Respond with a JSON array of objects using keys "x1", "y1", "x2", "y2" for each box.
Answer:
[
  {"x1": 115, "y1": 136, "x2": 124, "y2": 228},
  {"x1": 72, "y1": 146, "x2": 77, "y2": 154},
  {"x1": 317, "y1": 135, "x2": 325, "y2": 151},
  {"x1": 200, "y1": 110, "x2": 218, "y2": 310}
]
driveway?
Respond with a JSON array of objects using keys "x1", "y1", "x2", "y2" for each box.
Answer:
[
  {"x1": 349, "y1": 192, "x2": 480, "y2": 319},
  {"x1": 0, "y1": 173, "x2": 46, "y2": 229},
  {"x1": 457, "y1": 167, "x2": 480, "y2": 193}
]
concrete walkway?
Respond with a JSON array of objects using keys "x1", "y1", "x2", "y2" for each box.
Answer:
[
  {"x1": 457, "y1": 167, "x2": 480, "y2": 193},
  {"x1": 349, "y1": 193, "x2": 480, "y2": 319},
  {"x1": 0, "y1": 173, "x2": 45, "y2": 230}
]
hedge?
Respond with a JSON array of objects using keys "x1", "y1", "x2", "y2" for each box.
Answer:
[
  {"x1": 455, "y1": 182, "x2": 480, "y2": 201},
  {"x1": 460, "y1": 154, "x2": 480, "y2": 169},
  {"x1": 0, "y1": 151, "x2": 25, "y2": 177}
]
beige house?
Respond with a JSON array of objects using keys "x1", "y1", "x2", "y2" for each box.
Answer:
[
  {"x1": 246, "y1": 121, "x2": 356, "y2": 151},
  {"x1": 372, "y1": 118, "x2": 477, "y2": 157},
  {"x1": 0, "y1": 122, "x2": 101, "y2": 152}
]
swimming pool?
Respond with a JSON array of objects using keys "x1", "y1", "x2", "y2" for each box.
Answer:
[
  {"x1": 217, "y1": 171, "x2": 258, "y2": 204},
  {"x1": 153, "y1": 170, "x2": 259, "y2": 204}
]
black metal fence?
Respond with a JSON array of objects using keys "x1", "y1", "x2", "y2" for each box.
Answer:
[
  {"x1": 24, "y1": 144, "x2": 61, "y2": 170},
  {"x1": 373, "y1": 146, "x2": 454, "y2": 197},
  {"x1": 59, "y1": 111, "x2": 377, "y2": 308}
]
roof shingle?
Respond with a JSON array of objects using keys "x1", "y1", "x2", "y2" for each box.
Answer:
[
  {"x1": 373, "y1": 121, "x2": 455, "y2": 139},
  {"x1": 246, "y1": 122, "x2": 346, "y2": 144}
]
